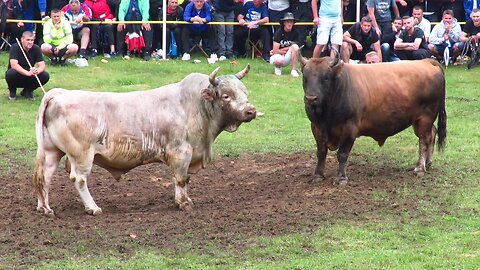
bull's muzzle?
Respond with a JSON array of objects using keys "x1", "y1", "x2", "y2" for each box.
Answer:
[
  {"x1": 244, "y1": 105, "x2": 257, "y2": 121},
  {"x1": 304, "y1": 95, "x2": 319, "y2": 106}
]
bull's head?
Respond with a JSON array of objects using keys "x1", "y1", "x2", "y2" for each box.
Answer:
[
  {"x1": 202, "y1": 65, "x2": 256, "y2": 132},
  {"x1": 298, "y1": 49, "x2": 342, "y2": 110}
]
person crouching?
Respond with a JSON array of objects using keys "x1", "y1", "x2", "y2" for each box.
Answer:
[{"x1": 269, "y1": 12, "x2": 301, "y2": 77}]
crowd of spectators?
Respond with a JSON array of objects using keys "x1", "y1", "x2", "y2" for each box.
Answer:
[{"x1": 2, "y1": 0, "x2": 480, "y2": 73}]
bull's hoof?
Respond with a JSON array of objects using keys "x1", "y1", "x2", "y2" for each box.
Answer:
[
  {"x1": 176, "y1": 198, "x2": 194, "y2": 211},
  {"x1": 37, "y1": 206, "x2": 55, "y2": 217},
  {"x1": 414, "y1": 167, "x2": 426, "y2": 177},
  {"x1": 334, "y1": 176, "x2": 349, "y2": 186},
  {"x1": 310, "y1": 174, "x2": 325, "y2": 184},
  {"x1": 85, "y1": 207, "x2": 103, "y2": 216}
]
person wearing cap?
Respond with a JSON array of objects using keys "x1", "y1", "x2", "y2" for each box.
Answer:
[{"x1": 269, "y1": 12, "x2": 300, "y2": 77}]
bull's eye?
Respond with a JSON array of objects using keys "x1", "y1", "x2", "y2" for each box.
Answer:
[{"x1": 222, "y1": 94, "x2": 230, "y2": 101}]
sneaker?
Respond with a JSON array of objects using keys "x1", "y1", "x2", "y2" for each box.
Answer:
[
  {"x1": 79, "y1": 48, "x2": 87, "y2": 58},
  {"x1": 59, "y1": 58, "x2": 67, "y2": 66},
  {"x1": 219, "y1": 55, "x2": 227, "y2": 61},
  {"x1": 104, "y1": 53, "x2": 111, "y2": 59},
  {"x1": 291, "y1": 69, "x2": 300, "y2": 77},
  {"x1": 90, "y1": 49, "x2": 98, "y2": 58},
  {"x1": 8, "y1": 92, "x2": 16, "y2": 100},
  {"x1": 20, "y1": 89, "x2": 35, "y2": 100},
  {"x1": 182, "y1": 53, "x2": 190, "y2": 61},
  {"x1": 110, "y1": 52, "x2": 118, "y2": 58},
  {"x1": 50, "y1": 57, "x2": 58, "y2": 66},
  {"x1": 274, "y1": 67, "x2": 282, "y2": 76},
  {"x1": 226, "y1": 53, "x2": 235, "y2": 59},
  {"x1": 143, "y1": 51, "x2": 151, "y2": 61},
  {"x1": 210, "y1": 53, "x2": 218, "y2": 61}
]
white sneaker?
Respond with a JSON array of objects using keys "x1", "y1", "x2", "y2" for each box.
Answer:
[
  {"x1": 210, "y1": 53, "x2": 218, "y2": 61},
  {"x1": 274, "y1": 67, "x2": 282, "y2": 76},
  {"x1": 219, "y1": 55, "x2": 227, "y2": 61},
  {"x1": 182, "y1": 53, "x2": 191, "y2": 61},
  {"x1": 291, "y1": 70, "x2": 300, "y2": 77}
]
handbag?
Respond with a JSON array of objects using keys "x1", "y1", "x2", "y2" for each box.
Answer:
[{"x1": 168, "y1": 31, "x2": 178, "y2": 58}]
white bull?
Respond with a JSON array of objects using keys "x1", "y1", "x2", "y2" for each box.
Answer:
[{"x1": 34, "y1": 65, "x2": 256, "y2": 216}]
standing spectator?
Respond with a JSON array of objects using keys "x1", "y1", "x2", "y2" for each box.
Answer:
[
  {"x1": 21, "y1": 0, "x2": 47, "y2": 33},
  {"x1": 268, "y1": 0, "x2": 290, "y2": 33},
  {"x1": 181, "y1": 0, "x2": 213, "y2": 60},
  {"x1": 117, "y1": 0, "x2": 153, "y2": 60},
  {"x1": 41, "y1": 9, "x2": 79, "y2": 65},
  {"x1": 381, "y1": 16, "x2": 402, "y2": 61},
  {"x1": 6, "y1": 31, "x2": 49, "y2": 101},
  {"x1": 428, "y1": 9, "x2": 461, "y2": 63},
  {"x1": 442, "y1": 0, "x2": 465, "y2": 23},
  {"x1": 464, "y1": 0, "x2": 480, "y2": 21},
  {"x1": 161, "y1": 0, "x2": 184, "y2": 57},
  {"x1": 341, "y1": 15, "x2": 382, "y2": 63},
  {"x1": 394, "y1": 16, "x2": 430, "y2": 60},
  {"x1": 366, "y1": 0, "x2": 400, "y2": 36},
  {"x1": 61, "y1": 0, "x2": 92, "y2": 58},
  {"x1": 234, "y1": 0, "x2": 271, "y2": 61},
  {"x1": 311, "y1": 0, "x2": 343, "y2": 58},
  {"x1": 0, "y1": 0, "x2": 25, "y2": 42},
  {"x1": 213, "y1": 0, "x2": 237, "y2": 60},
  {"x1": 269, "y1": 12, "x2": 300, "y2": 77},
  {"x1": 84, "y1": 0, "x2": 118, "y2": 58},
  {"x1": 412, "y1": 5, "x2": 430, "y2": 42},
  {"x1": 291, "y1": 0, "x2": 313, "y2": 48},
  {"x1": 422, "y1": 0, "x2": 442, "y2": 22}
]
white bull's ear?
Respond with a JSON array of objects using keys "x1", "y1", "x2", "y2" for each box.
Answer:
[{"x1": 201, "y1": 88, "x2": 215, "y2": 101}]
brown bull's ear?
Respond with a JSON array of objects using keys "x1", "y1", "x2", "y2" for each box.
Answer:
[
  {"x1": 209, "y1": 67, "x2": 221, "y2": 86},
  {"x1": 235, "y1": 64, "x2": 250, "y2": 80},
  {"x1": 201, "y1": 88, "x2": 215, "y2": 101},
  {"x1": 298, "y1": 51, "x2": 308, "y2": 69}
]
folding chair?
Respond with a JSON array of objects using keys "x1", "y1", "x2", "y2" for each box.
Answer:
[
  {"x1": 0, "y1": 3, "x2": 12, "y2": 51},
  {"x1": 466, "y1": 37, "x2": 480, "y2": 69},
  {"x1": 247, "y1": 29, "x2": 262, "y2": 59},
  {"x1": 189, "y1": 36, "x2": 209, "y2": 57}
]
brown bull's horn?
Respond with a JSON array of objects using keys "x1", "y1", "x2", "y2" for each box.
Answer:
[
  {"x1": 330, "y1": 47, "x2": 340, "y2": 67},
  {"x1": 235, "y1": 64, "x2": 251, "y2": 80},
  {"x1": 209, "y1": 67, "x2": 221, "y2": 86},
  {"x1": 298, "y1": 51, "x2": 308, "y2": 67}
]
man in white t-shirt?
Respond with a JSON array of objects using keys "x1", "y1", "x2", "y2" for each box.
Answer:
[{"x1": 412, "y1": 5, "x2": 431, "y2": 42}]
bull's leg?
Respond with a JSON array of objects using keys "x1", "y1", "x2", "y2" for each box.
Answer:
[
  {"x1": 413, "y1": 119, "x2": 435, "y2": 176},
  {"x1": 426, "y1": 126, "x2": 437, "y2": 170},
  {"x1": 68, "y1": 151, "x2": 102, "y2": 215},
  {"x1": 311, "y1": 123, "x2": 327, "y2": 183},
  {"x1": 34, "y1": 148, "x2": 64, "y2": 217},
  {"x1": 336, "y1": 138, "x2": 355, "y2": 185},
  {"x1": 168, "y1": 145, "x2": 193, "y2": 210}
]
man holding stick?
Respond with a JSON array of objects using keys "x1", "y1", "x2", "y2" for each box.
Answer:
[{"x1": 5, "y1": 31, "x2": 49, "y2": 101}]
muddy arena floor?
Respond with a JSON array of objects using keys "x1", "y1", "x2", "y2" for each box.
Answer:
[{"x1": 1, "y1": 152, "x2": 425, "y2": 266}]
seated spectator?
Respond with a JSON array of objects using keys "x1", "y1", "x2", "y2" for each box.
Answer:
[
  {"x1": 161, "y1": 0, "x2": 184, "y2": 58},
  {"x1": 5, "y1": 31, "x2": 49, "y2": 101},
  {"x1": 181, "y1": 0, "x2": 213, "y2": 60},
  {"x1": 380, "y1": 16, "x2": 402, "y2": 62},
  {"x1": 269, "y1": 12, "x2": 300, "y2": 77},
  {"x1": 428, "y1": 9, "x2": 461, "y2": 63},
  {"x1": 464, "y1": 0, "x2": 480, "y2": 21},
  {"x1": 341, "y1": 16, "x2": 382, "y2": 63},
  {"x1": 117, "y1": 0, "x2": 153, "y2": 60},
  {"x1": 0, "y1": 0, "x2": 25, "y2": 43},
  {"x1": 412, "y1": 5, "x2": 430, "y2": 42},
  {"x1": 61, "y1": 0, "x2": 92, "y2": 58},
  {"x1": 233, "y1": 0, "x2": 271, "y2": 61},
  {"x1": 41, "y1": 9, "x2": 79, "y2": 65},
  {"x1": 457, "y1": 8, "x2": 480, "y2": 56},
  {"x1": 84, "y1": 0, "x2": 118, "y2": 58},
  {"x1": 394, "y1": 16, "x2": 430, "y2": 60}
]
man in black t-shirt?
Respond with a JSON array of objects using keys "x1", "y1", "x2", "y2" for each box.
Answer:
[
  {"x1": 457, "y1": 8, "x2": 480, "y2": 54},
  {"x1": 341, "y1": 16, "x2": 382, "y2": 63},
  {"x1": 5, "y1": 31, "x2": 50, "y2": 101},
  {"x1": 269, "y1": 12, "x2": 301, "y2": 77},
  {"x1": 394, "y1": 16, "x2": 430, "y2": 60}
]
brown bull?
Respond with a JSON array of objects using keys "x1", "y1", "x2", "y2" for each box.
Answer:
[
  {"x1": 34, "y1": 66, "x2": 256, "y2": 216},
  {"x1": 299, "y1": 52, "x2": 447, "y2": 185}
]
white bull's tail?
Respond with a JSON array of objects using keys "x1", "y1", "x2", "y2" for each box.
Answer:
[{"x1": 33, "y1": 93, "x2": 55, "y2": 211}]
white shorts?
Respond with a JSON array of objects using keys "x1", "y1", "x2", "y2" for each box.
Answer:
[
  {"x1": 316, "y1": 17, "x2": 343, "y2": 46},
  {"x1": 269, "y1": 46, "x2": 294, "y2": 67}
]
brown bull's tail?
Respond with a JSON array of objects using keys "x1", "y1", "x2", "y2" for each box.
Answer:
[
  {"x1": 437, "y1": 97, "x2": 447, "y2": 152},
  {"x1": 33, "y1": 94, "x2": 55, "y2": 203}
]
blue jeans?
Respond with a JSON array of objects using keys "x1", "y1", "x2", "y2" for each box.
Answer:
[
  {"x1": 381, "y1": 43, "x2": 400, "y2": 62},
  {"x1": 213, "y1": 10, "x2": 234, "y2": 56}
]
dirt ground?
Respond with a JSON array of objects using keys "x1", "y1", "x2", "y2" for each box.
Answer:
[{"x1": 1, "y1": 152, "x2": 424, "y2": 267}]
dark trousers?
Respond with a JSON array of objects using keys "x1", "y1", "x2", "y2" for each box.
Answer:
[
  {"x1": 395, "y1": 49, "x2": 431, "y2": 60},
  {"x1": 116, "y1": 27, "x2": 153, "y2": 55},
  {"x1": 5, "y1": 69, "x2": 49, "y2": 95},
  {"x1": 234, "y1": 26, "x2": 272, "y2": 59},
  {"x1": 292, "y1": 1, "x2": 313, "y2": 48},
  {"x1": 90, "y1": 24, "x2": 115, "y2": 51},
  {"x1": 181, "y1": 26, "x2": 213, "y2": 55}
]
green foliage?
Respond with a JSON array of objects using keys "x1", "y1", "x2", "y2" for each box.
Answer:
[{"x1": 2, "y1": 54, "x2": 480, "y2": 269}]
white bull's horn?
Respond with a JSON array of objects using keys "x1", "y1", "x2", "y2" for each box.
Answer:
[
  {"x1": 330, "y1": 47, "x2": 340, "y2": 67},
  {"x1": 209, "y1": 67, "x2": 221, "y2": 86},
  {"x1": 298, "y1": 51, "x2": 308, "y2": 67},
  {"x1": 235, "y1": 64, "x2": 251, "y2": 80}
]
